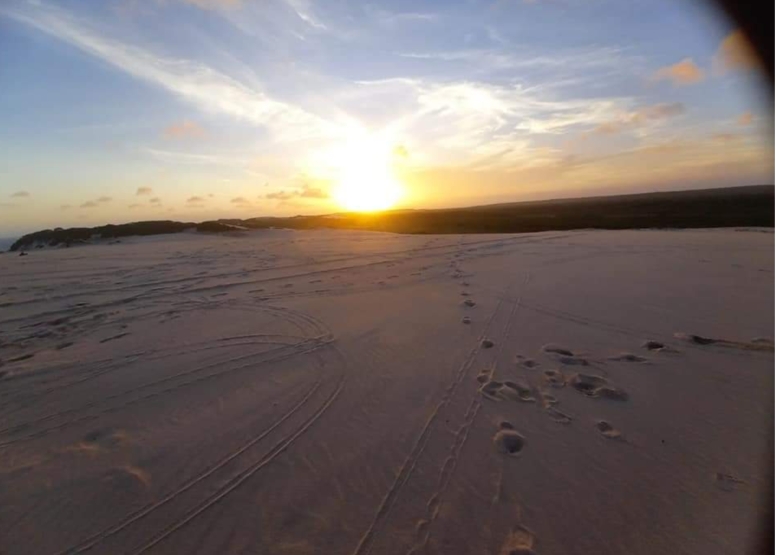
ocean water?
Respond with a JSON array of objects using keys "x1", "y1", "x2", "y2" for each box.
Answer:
[{"x1": 0, "y1": 237, "x2": 18, "y2": 251}]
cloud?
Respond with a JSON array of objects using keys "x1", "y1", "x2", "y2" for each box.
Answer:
[
  {"x1": 136, "y1": 186, "x2": 153, "y2": 195},
  {"x1": 714, "y1": 30, "x2": 760, "y2": 73},
  {"x1": 592, "y1": 103, "x2": 685, "y2": 135},
  {"x1": 285, "y1": 0, "x2": 327, "y2": 30},
  {"x1": 97, "y1": 196, "x2": 112, "y2": 203},
  {"x1": 652, "y1": 58, "x2": 705, "y2": 86},
  {"x1": 265, "y1": 183, "x2": 330, "y2": 201},
  {"x1": 163, "y1": 120, "x2": 206, "y2": 140},
  {"x1": 265, "y1": 190, "x2": 295, "y2": 200},
  {"x1": 143, "y1": 148, "x2": 246, "y2": 167},
  {"x1": 186, "y1": 195, "x2": 206, "y2": 207},
  {"x1": 738, "y1": 112, "x2": 754, "y2": 126},
  {"x1": 128, "y1": 203, "x2": 142, "y2": 208},
  {"x1": 300, "y1": 185, "x2": 328, "y2": 199},
  {"x1": 11, "y1": 191, "x2": 30, "y2": 198},
  {"x1": 230, "y1": 196, "x2": 251, "y2": 205},
  {"x1": 80, "y1": 201, "x2": 98, "y2": 208},
  {"x1": 60, "y1": 204, "x2": 72, "y2": 210},
  {"x1": 149, "y1": 197, "x2": 162, "y2": 204},
  {"x1": 4, "y1": 3, "x2": 337, "y2": 144}
]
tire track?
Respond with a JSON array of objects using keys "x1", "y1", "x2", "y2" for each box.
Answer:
[
  {"x1": 1, "y1": 304, "x2": 329, "y2": 422},
  {"x1": 128, "y1": 352, "x2": 349, "y2": 555},
  {"x1": 0, "y1": 336, "x2": 332, "y2": 448},
  {"x1": 406, "y1": 274, "x2": 529, "y2": 554},
  {"x1": 57, "y1": 376, "x2": 326, "y2": 555},
  {"x1": 350, "y1": 286, "x2": 511, "y2": 555}
]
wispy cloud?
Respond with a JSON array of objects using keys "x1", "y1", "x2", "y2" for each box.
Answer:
[
  {"x1": 60, "y1": 204, "x2": 72, "y2": 210},
  {"x1": 136, "y1": 186, "x2": 153, "y2": 195},
  {"x1": 128, "y1": 203, "x2": 142, "y2": 208},
  {"x1": 149, "y1": 197, "x2": 162, "y2": 204},
  {"x1": 97, "y1": 196, "x2": 112, "y2": 203},
  {"x1": 11, "y1": 191, "x2": 30, "y2": 198},
  {"x1": 399, "y1": 46, "x2": 634, "y2": 76},
  {"x1": 592, "y1": 103, "x2": 685, "y2": 135},
  {"x1": 285, "y1": 0, "x2": 327, "y2": 30},
  {"x1": 737, "y1": 111, "x2": 754, "y2": 126},
  {"x1": 80, "y1": 201, "x2": 99, "y2": 208},
  {"x1": 144, "y1": 147, "x2": 245, "y2": 167},
  {"x1": 3, "y1": 2, "x2": 338, "y2": 143},
  {"x1": 651, "y1": 58, "x2": 705, "y2": 86}
]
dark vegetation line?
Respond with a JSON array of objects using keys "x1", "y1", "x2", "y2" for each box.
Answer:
[{"x1": 9, "y1": 185, "x2": 774, "y2": 252}]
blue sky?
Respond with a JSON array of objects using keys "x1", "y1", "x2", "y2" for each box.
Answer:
[{"x1": 0, "y1": 0, "x2": 771, "y2": 235}]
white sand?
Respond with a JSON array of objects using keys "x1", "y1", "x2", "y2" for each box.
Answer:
[{"x1": 0, "y1": 228, "x2": 772, "y2": 555}]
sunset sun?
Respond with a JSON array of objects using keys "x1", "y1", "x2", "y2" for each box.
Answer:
[{"x1": 330, "y1": 136, "x2": 404, "y2": 212}]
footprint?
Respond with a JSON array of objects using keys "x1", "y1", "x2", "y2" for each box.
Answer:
[
  {"x1": 715, "y1": 472, "x2": 745, "y2": 492},
  {"x1": 493, "y1": 426, "x2": 525, "y2": 455},
  {"x1": 501, "y1": 380, "x2": 535, "y2": 403},
  {"x1": 642, "y1": 340, "x2": 667, "y2": 351},
  {"x1": 462, "y1": 316, "x2": 471, "y2": 325},
  {"x1": 539, "y1": 391, "x2": 558, "y2": 407},
  {"x1": 480, "y1": 380, "x2": 504, "y2": 399},
  {"x1": 499, "y1": 523, "x2": 537, "y2": 555},
  {"x1": 476, "y1": 369, "x2": 491, "y2": 384},
  {"x1": 80, "y1": 428, "x2": 127, "y2": 452},
  {"x1": 515, "y1": 355, "x2": 538, "y2": 367},
  {"x1": 104, "y1": 465, "x2": 150, "y2": 489},
  {"x1": 675, "y1": 332, "x2": 774, "y2": 352},
  {"x1": 596, "y1": 420, "x2": 622, "y2": 439},
  {"x1": 557, "y1": 355, "x2": 589, "y2": 366},
  {"x1": 542, "y1": 344, "x2": 574, "y2": 356},
  {"x1": 481, "y1": 339, "x2": 495, "y2": 349},
  {"x1": 542, "y1": 369, "x2": 566, "y2": 388},
  {"x1": 569, "y1": 373, "x2": 628, "y2": 400},
  {"x1": 462, "y1": 299, "x2": 476, "y2": 307},
  {"x1": 546, "y1": 407, "x2": 572, "y2": 424},
  {"x1": 608, "y1": 353, "x2": 648, "y2": 363}
]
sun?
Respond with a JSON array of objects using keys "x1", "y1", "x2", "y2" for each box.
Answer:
[{"x1": 329, "y1": 135, "x2": 404, "y2": 212}]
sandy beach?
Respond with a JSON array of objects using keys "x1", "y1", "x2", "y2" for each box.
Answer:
[{"x1": 0, "y1": 228, "x2": 772, "y2": 555}]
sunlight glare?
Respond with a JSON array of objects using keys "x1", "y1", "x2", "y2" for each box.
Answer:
[{"x1": 330, "y1": 135, "x2": 404, "y2": 212}]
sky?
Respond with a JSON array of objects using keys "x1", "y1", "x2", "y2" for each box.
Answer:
[{"x1": 0, "y1": 0, "x2": 772, "y2": 236}]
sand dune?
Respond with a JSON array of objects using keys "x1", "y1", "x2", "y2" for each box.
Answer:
[{"x1": 0, "y1": 228, "x2": 771, "y2": 555}]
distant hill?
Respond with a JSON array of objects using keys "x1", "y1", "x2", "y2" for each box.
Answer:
[{"x1": 7, "y1": 185, "x2": 773, "y2": 251}]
